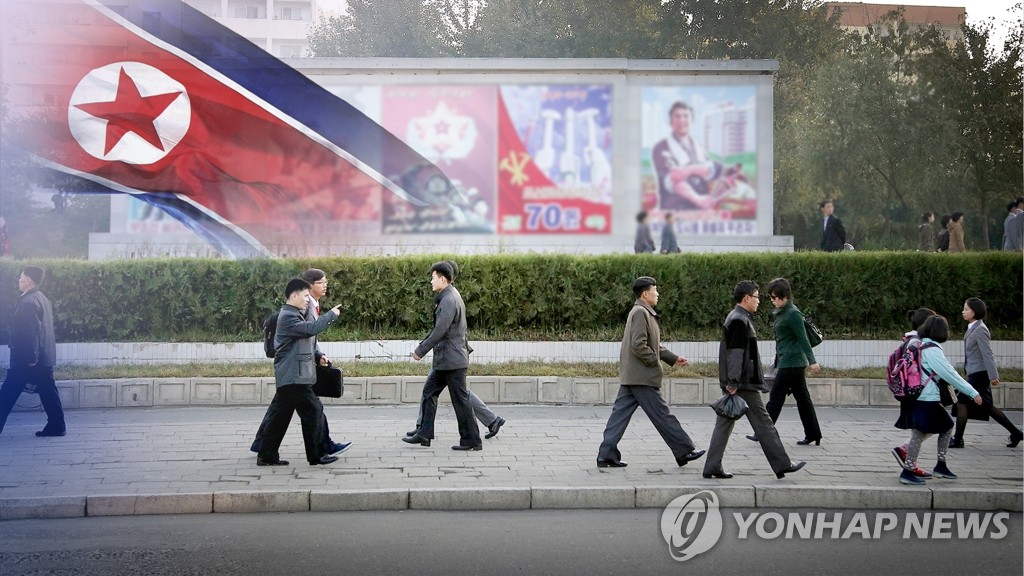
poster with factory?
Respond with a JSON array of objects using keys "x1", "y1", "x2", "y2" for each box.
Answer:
[
  {"x1": 641, "y1": 85, "x2": 758, "y2": 235},
  {"x1": 380, "y1": 85, "x2": 498, "y2": 234},
  {"x1": 497, "y1": 84, "x2": 612, "y2": 234}
]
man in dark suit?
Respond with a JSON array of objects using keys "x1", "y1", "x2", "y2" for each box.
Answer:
[
  {"x1": 0, "y1": 266, "x2": 65, "y2": 437},
  {"x1": 819, "y1": 199, "x2": 846, "y2": 252}
]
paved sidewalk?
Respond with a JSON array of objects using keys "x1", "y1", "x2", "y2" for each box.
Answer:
[{"x1": 0, "y1": 405, "x2": 1020, "y2": 518}]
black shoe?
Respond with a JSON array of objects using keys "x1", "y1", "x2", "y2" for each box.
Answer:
[
  {"x1": 405, "y1": 429, "x2": 419, "y2": 437},
  {"x1": 1008, "y1": 431, "x2": 1024, "y2": 448},
  {"x1": 328, "y1": 442, "x2": 352, "y2": 457},
  {"x1": 402, "y1": 434, "x2": 431, "y2": 447},
  {"x1": 596, "y1": 459, "x2": 627, "y2": 468},
  {"x1": 256, "y1": 457, "x2": 290, "y2": 466},
  {"x1": 948, "y1": 437, "x2": 965, "y2": 449},
  {"x1": 796, "y1": 437, "x2": 821, "y2": 446},
  {"x1": 702, "y1": 470, "x2": 734, "y2": 479},
  {"x1": 746, "y1": 434, "x2": 759, "y2": 442},
  {"x1": 451, "y1": 444, "x2": 482, "y2": 451},
  {"x1": 310, "y1": 455, "x2": 338, "y2": 465},
  {"x1": 485, "y1": 416, "x2": 506, "y2": 439},
  {"x1": 776, "y1": 461, "x2": 806, "y2": 479},
  {"x1": 35, "y1": 429, "x2": 66, "y2": 437},
  {"x1": 676, "y1": 449, "x2": 706, "y2": 466}
]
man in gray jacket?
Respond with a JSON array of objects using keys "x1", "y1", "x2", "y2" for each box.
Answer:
[
  {"x1": 403, "y1": 261, "x2": 482, "y2": 451},
  {"x1": 0, "y1": 266, "x2": 65, "y2": 437},
  {"x1": 256, "y1": 278, "x2": 341, "y2": 466},
  {"x1": 596, "y1": 276, "x2": 704, "y2": 468},
  {"x1": 705, "y1": 280, "x2": 805, "y2": 479}
]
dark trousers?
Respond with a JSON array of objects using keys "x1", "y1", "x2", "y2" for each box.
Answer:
[
  {"x1": 598, "y1": 384, "x2": 695, "y2": 462},
  {"x1": 257, "y1": 384, "x2": 324, "y2": 464},
  {"x1": 418, "y1": 368, "x2": 481, "y2": 447},
  {"x1": 251, "y1": 396, "x2": 333, "y2": 454},
  {"x1": 0, "y1": 364, "x2": 65, "y2": 435},
  {"x1": 766, "y1": 366, "x2": 822, "y2": 441},
  {"x1": 705, "y1": 389, "x2": 791, "y2": 475}
]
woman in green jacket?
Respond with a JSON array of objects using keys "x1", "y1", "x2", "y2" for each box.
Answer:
[{"x1": 763, "y1": 277, "x2": 823, "y2": 445}]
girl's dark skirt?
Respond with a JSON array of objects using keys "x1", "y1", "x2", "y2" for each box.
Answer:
[
  {"x1": 895, "y1": 399, "x2": 953, "y2": 434},
  {"x1": 952, "y1": 371, "x2": 992, "y2": 421}
]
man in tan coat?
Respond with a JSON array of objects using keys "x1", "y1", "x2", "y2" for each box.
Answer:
[{"x1": 596, "y1": 276, "x2": 705, "y2": 468}]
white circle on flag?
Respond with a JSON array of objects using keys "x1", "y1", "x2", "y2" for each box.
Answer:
[{"x1": 68, "y1": 61, "x2": 191, "y2": 165}]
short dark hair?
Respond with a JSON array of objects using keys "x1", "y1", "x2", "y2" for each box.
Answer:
[
  {"x1": 907, "y1": 307, "x2": 935, "y2": 331},
  {"x1": 819, "y1": 199, "x2": 833, "y2": 209},
  {"x1": 430, "y1": 261, "x2": 454, "y2": 283},
  {"x1": 940, "y1": 214, "x2": 951, "y2": 226},
  {"x1": 668, "y1": 101, "x2": 693, "y2": 117},
  {"x1": 964, "y1": 297, "x2": 987, "y2": 320},
  {"x1": 445, "y1": 260, "x2": 460, "y2": 282},
  {"x1": 918, "y1": 315, "x2": 950, "y2": 343},
  {"x1": 664, "y1": 212, "x2": 674, "y2": 222},
  {"x1": 766, "y1": 277, "x2": 792, "y2": 300},
  {"x1": 1008, "y1": 201, "x2": 1018, "y2": 213},
  {"x1": 301, "y1": 268, "x2": 325, "y2": 284},
  {"x1": 21, "y1": 266, "x2": 44, "y2": 286},
  {"x1": 733, "y1": 280, "x2": 758, "y2": 303},
  {"x1": 632, "y1": 276, "x2": 657, "y2": 298},
  {"x1": 636, "y1": 210, "x2": 648, "y2": 223},
  {"x1": 285, "y1": 277, "x2": 310, "y2": 299},
  {"x1": 921, "y1": 212, "x2": 933, "y2": 222},
  {"x1": 951, "y1": 211, "x2": 963, "y2": 222}
]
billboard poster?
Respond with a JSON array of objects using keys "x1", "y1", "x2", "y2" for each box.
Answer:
[
  {"x1": 497, "y1": 85, "x2": 612, "y2": 234},
  {"x1": 380, "y1": 85, "x2": 497, "y2": 234},
  {"x1": 641, "y1": 86, "x2": 758, "y2": 235}
]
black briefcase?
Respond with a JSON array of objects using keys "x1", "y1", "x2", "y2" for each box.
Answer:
[{"x1": 313, "y1": 364, "x2": 344, "y2": 398}]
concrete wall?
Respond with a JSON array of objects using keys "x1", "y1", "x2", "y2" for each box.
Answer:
[
  {"x1": 1, "y1": 339, "x2": 1020, "y2": 370},
  {"x1": 10, "y1": 376, "x2": 1022, "y2": 412}
]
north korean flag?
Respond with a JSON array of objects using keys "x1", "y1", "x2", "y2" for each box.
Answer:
[{"x1": 8, "y1": 0, "x2": 454, "y2": 257}]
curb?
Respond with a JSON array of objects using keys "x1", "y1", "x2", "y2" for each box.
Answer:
[{"x1": 1, "y1": 486, "x2": 1020, "y2": 521}]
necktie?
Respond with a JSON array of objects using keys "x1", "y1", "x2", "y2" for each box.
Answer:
[{"x1": 316, "y1": 304, "x2": 321, "y2": 315}]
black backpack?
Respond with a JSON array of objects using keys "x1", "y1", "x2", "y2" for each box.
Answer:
[{"x1": 262, "y1": 310, "x2": 279, "y2": 358}]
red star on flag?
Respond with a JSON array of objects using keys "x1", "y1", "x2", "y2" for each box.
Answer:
[{"x1": 74, "y1": 66, "x2": 182, "y2": 155}]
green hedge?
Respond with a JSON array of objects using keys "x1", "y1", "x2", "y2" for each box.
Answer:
[{"x1": 0, "y1": 252, "x2": 1020, "y2": 343}]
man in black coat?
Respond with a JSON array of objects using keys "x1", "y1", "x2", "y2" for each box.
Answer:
[
  {"x1": 819, "y1": 199, "x2": 846, "y2": 252},
  {"x1": 0, "y1": 266, "x2": 65, "y2": 436},
  {"x1": 704, "y1": 281, "x2": 804, "y2": 479}
]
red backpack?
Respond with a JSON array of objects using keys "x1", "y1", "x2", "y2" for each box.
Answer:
[{"x1": 886, "y1": 336, "x2": 936, "y2": 400}]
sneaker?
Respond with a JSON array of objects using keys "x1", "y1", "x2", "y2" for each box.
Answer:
[
  {"x1": 328, "y1": 441, "x2": 353, "y2": 457},
  {"x1": 908, "y1": 466, "x2": 933, "y2": 479},
  {"x1": 891, "y1": 446, "x2": 909, "y2": 470},
  {"x1": 932, "y1": 461, "x2": 958, "y2": 479},
  {"x1": 899, "y1": 469, "x2": 926, "y2": 485}
]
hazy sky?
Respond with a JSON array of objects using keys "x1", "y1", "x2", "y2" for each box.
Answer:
[{"x1": 315, "y1": 0, "x2": 1020, "y2": 45}]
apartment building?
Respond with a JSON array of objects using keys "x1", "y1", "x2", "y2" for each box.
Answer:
[
  {"x1": 824, "y1": 2, "x2": 966, "y2": 43},
  {"x1": 182, "y1": 0, "x2": 318, "y2": 57}
]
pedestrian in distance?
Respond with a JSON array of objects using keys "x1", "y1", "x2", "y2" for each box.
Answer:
[
  {"x1": 0, "y1": 266, "x2": 65, "y2": 437},
  {"x1": 1001, "y1": 201, "x2": 1018, "y2": 251},
  {"x1": 705, "y1": 280, "x2": 806, "y2": 479},
  {"x1": 917, "y1": 212, "x2": 936, "y2": 252},
  {"x1": 403, "y1": 261, "x2": 483, "y2": 451},
  {"x1": 1005, "y1": 198, "x2": 1024, "y2": 252},
  {"x1": 660, "y1": 211, "x2": 681, "y2": 254},
  {"x1": 891, "y1": 307, "x2": 936, "y2": 480},
  {"x1": 256, "y1": 278, "x2": 342, "y2": 467},
  {"x1": 936, "y1": 214, "x2": 951, "y2": 252},
  {"x1": 596, "y1": 276, "x2": 705, "y2": 469},
  {"x1": 819, "y1": 199, "x2": 846, "y2": 252},
  {"x1": 748, "y1": 278, "x2": 822, "y2": 446},
  {"x1": 404, "y1": 261, "x2": 505, "y2": 442},
  {"x1": 251, "y1": 268, "x2": 352, "y2": 459},
  {"x1": 949, "y1": 298, "x2": 1023, "y2": 449},
  {"x1": 894, "y1": 315, "x2": 981, "y2": 485},
  {"x1": 946, "y1": 211, "x2": 966, "y2": 252},
  {"x1": 634, "y1": 210, "x2": 655, "y2": 253}
]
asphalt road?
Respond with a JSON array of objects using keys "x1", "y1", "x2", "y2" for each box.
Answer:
[{"x1": 0, "y1": 509, "x2": 1020, "y2": 576}]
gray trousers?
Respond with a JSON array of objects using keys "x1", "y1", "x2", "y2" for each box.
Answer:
[
  {"x1": 598, "y1": 384, "x2": 695, "y2": 462},
  {"x1": 415, "y1": 389, "x2": 496, "y2": 428},
  {"x1": 704, "y1": 388, "x2": 791, "y2": 475}
]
